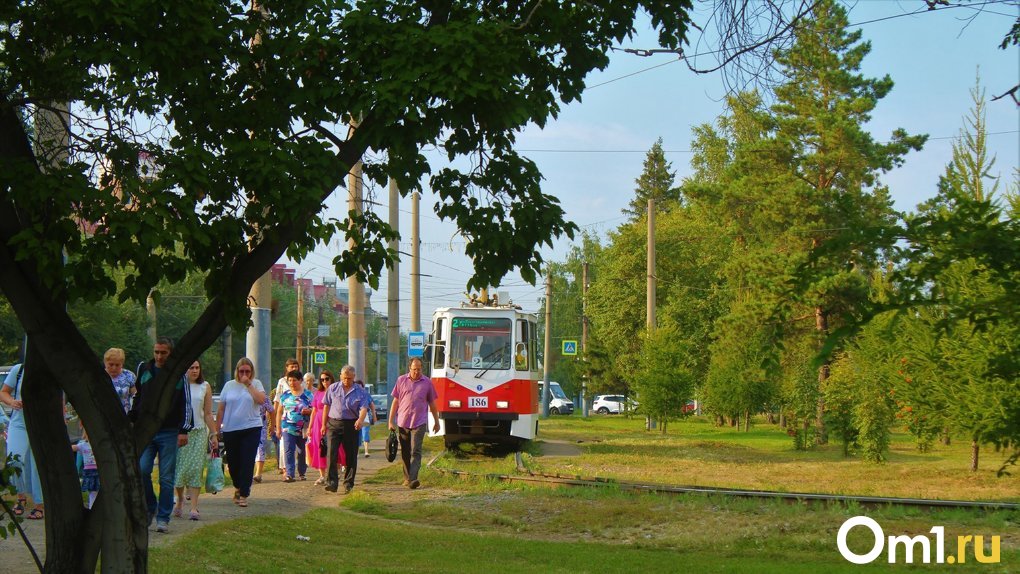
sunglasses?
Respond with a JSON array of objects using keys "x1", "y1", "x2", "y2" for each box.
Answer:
[
  {"x1": 319, "y1": 377, "x2": 331, "y2": 381},
  {"x1": 237, "y1": 369, "x2": 252, "y2": 374}
]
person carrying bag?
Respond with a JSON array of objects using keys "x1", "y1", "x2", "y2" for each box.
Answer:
[{"x1": 205, "y1": 443, "x2": 225, "y2": 495}]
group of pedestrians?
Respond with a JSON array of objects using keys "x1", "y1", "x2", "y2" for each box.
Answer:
[{"x1": 0, "y1": 347, "x2": 440, "y2": 534}]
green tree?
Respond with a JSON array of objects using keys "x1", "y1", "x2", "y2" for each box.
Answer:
[
  {"x1": 622, "y1": 137, "x2": 679, "y2": 220},
  {"x1": 0, "y1": 2, "x2": 698, "y2": 570},
  {"x1": 633, "y1": 322, "x2": 697, "y2": 431}
]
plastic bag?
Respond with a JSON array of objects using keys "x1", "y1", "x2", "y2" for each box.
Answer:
[
  {"x1": 386, "y1": 430, "x2": 398, "y2": 462},
  {"x1": 205, "y1": 451, "x2": 225, "y2": 494}
]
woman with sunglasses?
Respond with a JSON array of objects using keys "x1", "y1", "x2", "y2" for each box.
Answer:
[
  {"x1": 308, "y1": 369, "x2": 334, "y2": 485},
  {"x1": 214, "y1": 357, "x2": 267, "y2": 507}
]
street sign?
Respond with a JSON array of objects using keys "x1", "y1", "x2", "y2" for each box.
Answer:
[
  {"x1": 408, "y1": 331, "x2": 426, "y2": 357},
  {"x1": 562, "y1": 340, "x2": 578, "y2": 356},
  {"x1": 313, "y1": 352, "x2": 327, "y2": 364}
]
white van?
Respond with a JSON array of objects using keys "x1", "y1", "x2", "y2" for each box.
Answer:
[{"x1": 538, "y1": 381, "x2": 574, "y2": 415}]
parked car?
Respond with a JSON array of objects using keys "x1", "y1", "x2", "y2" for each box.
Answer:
[
  {"x1": 371, "y1": 394, "x2": 389, "y2": 421},
  {"x1": 592, "y1": 394, "x2": 638, "y2": 415},
  {"x1": 538, "y1": 381, "x2": 574, "y2": 415}
]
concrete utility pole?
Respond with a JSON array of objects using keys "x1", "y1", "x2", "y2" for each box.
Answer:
[
  {"x1": 540, "y1": 270, "x2": 552, "y2": 418},
  {"x1": 347, "y1": 125, "x2": 367, "y2": 381},
  {"x1": 145, "y1": 292, "x2": 157, "y2": 346},
  {"x1": 247, "y1": 273, "x2": 272, "y2": 385},
  {"x1": 221, "y1": 327, "x2": 232, "y2": 388},
  {"x1": 410, "y1": 190, "x2": 421, "y2": 332},
  {"x1": 581, "y1": 261, "x2": 589, "y2": 418},
  {"x1": 296, "y1": 280, "x2": 304, "y2": 367},
  {"x1": 387, "y1": 178, "x2": 401, "y2": 390},
  {"x1": 646, "y1": 198, "x2": 657, "y2": 430},
  {"x1": 245, "y1": 0, "x2": 272, "y2": 386}
]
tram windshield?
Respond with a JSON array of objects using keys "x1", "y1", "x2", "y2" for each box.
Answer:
[{"x1": 450, "y1": 317, "x2": 512, "y2": 370}]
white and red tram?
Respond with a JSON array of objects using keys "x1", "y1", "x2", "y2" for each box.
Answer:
[{"x1": 425, "y1": 301, "x2": 540, "y2": 449}]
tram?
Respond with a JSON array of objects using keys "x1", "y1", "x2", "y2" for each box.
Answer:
[{"x1": 426, "y1": 297, "x2": 540, "y2": 449}]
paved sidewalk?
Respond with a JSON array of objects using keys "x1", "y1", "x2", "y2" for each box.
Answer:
[{"x1": 0, "y1": 438, "x2": 396, "y2": 573}]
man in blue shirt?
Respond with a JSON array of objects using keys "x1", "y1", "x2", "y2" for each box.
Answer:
[{"x1": 321, "y1": 364, "x2": 370, "y2": 494}]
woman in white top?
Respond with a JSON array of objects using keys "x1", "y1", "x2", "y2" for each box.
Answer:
[
  {"x1": 173, "y1": 360, "x2": 216, "y2": 520},
  {"x1": 215, "y1": 357, "x2": 267, "y2": 507}
]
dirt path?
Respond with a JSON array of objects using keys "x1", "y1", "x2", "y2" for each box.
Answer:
[{"x1": 0, "y1": 438, "x2": 579, "y2": 572}]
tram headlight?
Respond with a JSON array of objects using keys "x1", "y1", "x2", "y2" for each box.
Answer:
[
  {"x1": 449, "y1": 400, "x2": 462, "y2": 408},
  {"x1": 496, "y1": 401, "x2": 509, "y2": 409}
]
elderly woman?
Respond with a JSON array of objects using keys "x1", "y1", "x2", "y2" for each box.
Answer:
[
  {"x1": 104, "y1": 347, "x2": 136, "y2": 413},
  {"x1": 215, "y1": 358, "x2": 267, "y2": 508},
  {"x1": 275, "y1": 370, "x2": 313, "y2": 482},
  {"x1": 0, "y1": 364, "x2": 44, "y2": 520},
  {"x1": 173, "y1": 360, "x2": 216, "y2": 520}
]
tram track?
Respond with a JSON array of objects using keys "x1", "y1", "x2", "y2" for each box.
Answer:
[{"x1": 426, "y1": 450, "x2": 1020, "y2": 512}]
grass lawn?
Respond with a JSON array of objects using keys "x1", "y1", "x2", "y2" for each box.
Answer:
[
  {"x1": 151, "y1": 416, "x2": 1019, "y2": 573},
  {"x1": 525, "y1": 415, "x2": 1020, "y2": 502}
]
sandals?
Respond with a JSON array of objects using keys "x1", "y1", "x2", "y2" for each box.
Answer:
[
  {"x1": 252, "y1": 475, "x2": 262, "y2": 484},
  {"x1": 189, "y1": 510, "x2": 200, "y2": 521},
  {"x1": 283, "y1": 476, "x2": 294, "y2": 483},
  {"x1": 12, "y1": 498, "x2": 26, "y2": 516},
  {"x1": 232, "y1": 490, "x2": 240, "y2": 505},
  {"x1": 27, "y1": 508, "x2": 44, "y2": 520},
  {"x1": 237, "y1": 497, "x2": 248, "y2": 508},
  {"x1": 313, "y1": 477, "x2": 326, "y2": 486},
  {"x1": 173, "y1": 507, "x2": 183, "y2": 518}
]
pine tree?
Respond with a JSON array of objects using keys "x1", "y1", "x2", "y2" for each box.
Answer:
[{"x1": 623, "y1": 137, "x2": 680, "y2": 220}]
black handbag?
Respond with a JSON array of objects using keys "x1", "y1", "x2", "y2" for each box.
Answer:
[
  {"x1": 386, "y1": 430, "x2": 398, "y2": 462},
  {"x1": 319, "y1": 435, "x2": 327, "y2": 458}
]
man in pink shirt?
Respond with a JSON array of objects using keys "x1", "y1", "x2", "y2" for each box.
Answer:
[{"x1": 387, "y1": 357, "x2": 439, "y2": 489}]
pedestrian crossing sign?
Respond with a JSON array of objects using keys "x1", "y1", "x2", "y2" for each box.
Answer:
[
  {"x1": 562, "y1": 340, "x2": 578, "y2": 356},
  {"x1": 314, "y1": 352, "x2": 327, "y2": 364}
]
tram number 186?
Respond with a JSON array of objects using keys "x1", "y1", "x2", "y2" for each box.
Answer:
[{"x1": 468, "y1": 396, "x2": 488, "y2": 408}]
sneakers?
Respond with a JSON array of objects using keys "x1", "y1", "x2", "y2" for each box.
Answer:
[
  {"x1": 283, "y1": 476, "x2": 295, "y2": 483},
  {"x1": 409, "y1": 480, "x2": 420, "y2": 490},
  {"x1": 324, "y1": 483, "x2": 338, "y2": 493},
  {"x1": 155, "y1": 521, "x2": 169, "y2": 533}
]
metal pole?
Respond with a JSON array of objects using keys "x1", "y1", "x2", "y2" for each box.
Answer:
[
  {"x1": 540, "y1": 270, "x2": 552, "y2": 418},
  {"x1": 410, "y1": 190, "x2": 421, "y2": 332},
  {"x1": 387, "y1": 178, "x2": 400, "y2": 393}
]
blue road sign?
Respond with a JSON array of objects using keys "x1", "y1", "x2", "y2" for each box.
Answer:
[
  {"x1": 313, "y1": 352, "x2": 327, "y2": 364},
  {"x1": 562, "y1": 340, "x2": 578, "y2": 356}
]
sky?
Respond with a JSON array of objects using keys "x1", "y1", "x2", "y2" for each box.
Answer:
[{"x1": 287, "y1": 0, "x2": 1020, "y2": 332}]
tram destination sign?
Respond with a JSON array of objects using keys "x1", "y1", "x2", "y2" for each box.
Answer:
[{"x1": 451, "y1": 317, "x2": 508, "y2": 329}]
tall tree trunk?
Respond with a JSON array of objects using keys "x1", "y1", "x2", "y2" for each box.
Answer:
[
  {"x1": 971, "y1": 440, "x2": 979, "y2": 472},
  {"x1": 23, "y1": 346, "x2": 86, "y2": 573},
  {"x1": 744, "y1": 410, "x2": 750, "y2": 432},
  {"x1": 815, "y1": 305, "x2": 829, "y2": 445}
]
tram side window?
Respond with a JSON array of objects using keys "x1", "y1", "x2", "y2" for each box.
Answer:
[
  {"x1": 515, "y1": 320, "x2": 529, "y2": 371},
  {"x1": 529, "y1": 321, "x2": 539, "y2": 373},
  {"x1": 433, "y1": 318, "x2": 445, "y2": 370},
  {"x1": 450, "y1": 317, "x2": 512, "y2": 370}
]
